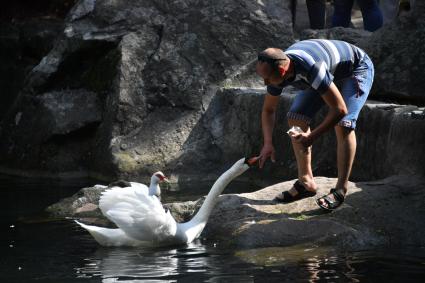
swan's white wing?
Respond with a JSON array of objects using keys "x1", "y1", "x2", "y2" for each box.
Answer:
[
  {"x1": 99, "y1": 187, "x2": 178, "y2": 243},
  {"x1": 99, "y1": 183, "x2": 149, "y2": 213},
  {"x1": 74, "y1": 220, "x2": 146, "y2": 247},
  {"x1": 99, "y1": 186, "x2": 138, "y2": 217},
  {"x1": 130, "y1": 182, "x2": 153, "y2": 200},
  {"x1": 129, "y1": 182, "x2": 149, "y2": 192}
]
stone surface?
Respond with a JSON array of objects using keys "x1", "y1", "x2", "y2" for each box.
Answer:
[
  {"x1": 0, "y1": 0, "x2": 76, "y2": 119},
  {"x1": 176, "y1": 88, "x2": 425, "y2": 182},
  {"x1": 0, "y1": 0, "x2": 423, "y2": 186},
  {"x1": 204, "y1": 175, "x2": 425, "y2": 249},
  {"x1": 296, "y1": 4, "x2": 425, "y2": 104},
  {"x1": 0, "y1": 19, "x2": 64, "y2": 121},
  {"x1": 0, "y1": 0, "x2": 293, "y2": 180},
  {"x1": 299, "y1": 27, "x2": 372, "y2": 45},
  {"x1": 358, "y1": 2, "x2": 425, "y2": 104},
  {"x1": 48, "y1": 175, "x2": 425, "y2": 250}
]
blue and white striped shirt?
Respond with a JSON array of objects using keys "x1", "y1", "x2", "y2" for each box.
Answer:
[{"x1": 267, "y1": 39, "x2": 366, "y2": 96}]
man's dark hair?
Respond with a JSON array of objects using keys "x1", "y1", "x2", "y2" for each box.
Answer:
[{"x1": 257, "y1": 48, "x2": 288, "y2": 73}]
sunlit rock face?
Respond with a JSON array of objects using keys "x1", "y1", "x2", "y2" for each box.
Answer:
[
  {"x1": 204, "y1": 175, "x2": 425, "y2": 250},
  {"x1": 199, "y1": 88, "x2": 425, "y2": 182},
  {"x1": 0, "y1": 0, "x2": 293, "y2": 179}
]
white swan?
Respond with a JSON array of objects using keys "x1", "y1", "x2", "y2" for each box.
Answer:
[
  {"x1": 105, "y1": 171, "x2": 168, "y2": 199},
  {"x1": 75, "y1": 157, "x2": 257, "y2": 247}
]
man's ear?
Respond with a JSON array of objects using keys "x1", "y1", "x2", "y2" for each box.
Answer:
[{"x1": 278, "y1": 65, "x2": 286, "y2": 77}]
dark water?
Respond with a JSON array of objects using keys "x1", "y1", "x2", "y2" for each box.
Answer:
[{"x1": 1, "y1": 174, "x2": 425, "y2": 282}]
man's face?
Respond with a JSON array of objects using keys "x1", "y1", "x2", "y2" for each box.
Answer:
[{"x1": 256, "y1": 61, "x2": 285, "y2": 87}]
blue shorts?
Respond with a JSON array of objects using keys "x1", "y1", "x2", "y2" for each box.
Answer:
[{"x1": 287, "y1": 54, "x2": 374, "y2": 129}]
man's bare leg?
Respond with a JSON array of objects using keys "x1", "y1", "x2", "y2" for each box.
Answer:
[
  {"x1": 318, "y1": 125, "x2": 356, "y2": 207},
  {"x1": 335, "y1": 125, "x2": 356, "y2": 193},
  {"x1": 287, "y1": 119, "x2": 317, "y2": 194}
]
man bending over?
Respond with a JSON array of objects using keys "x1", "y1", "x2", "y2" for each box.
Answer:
[{"x1": 256, "y1": 39, "x2": 374, "y2": 210}]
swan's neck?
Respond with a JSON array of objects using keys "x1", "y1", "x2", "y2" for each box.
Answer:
[
  {"x1": 149, "y1": 181, "x2": 160, "y2": 197},
  {"x1": 181, "y1": 164, "x2": 247, "y2": 242}
]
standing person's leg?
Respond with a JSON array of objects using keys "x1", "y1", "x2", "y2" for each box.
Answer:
[
  {"x1": 317, "y1": 54, "x2": 374, "y2": 210},
  {"x1": 275, "y1": 89, "x2": 324, "y2": 202},
  {"x1": 357, "y1": 0, "x2": 383, "y2": 31},
  {"x1": 306, "y1": 0, "x2": 327, "y2": 29},
  {"x1": 332, "y1": 0, "x2": 355, "y2": 28},
  {"x1": 290, "y1": 0, "x2": 297, "y2": 27},
  {"x1": 288, "y1": 89, "x2": 325, "y2": 190},
  {"x1": 334, "y1": 125, "x2": 356, "y2": 193},
  {"x1": 380, "y1": 0, "x2": 400, "y2": 24},
  {"x1": 288, "y1": 119, "x2": 315, "y2": 188}
]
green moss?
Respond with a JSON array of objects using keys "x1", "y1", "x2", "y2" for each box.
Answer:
[
  {"x1": 288, "y1": 214, "x2": 311, "y2": 221},
  {"x1": 113, "y1": 152, "x2": 139, "y2": 172}
]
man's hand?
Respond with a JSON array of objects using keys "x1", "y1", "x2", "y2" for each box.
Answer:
[
  {"x1": 259, "y1": 143, "x2": 276, "y2": 169},
  {"x1": 293, "y1": 132, "x2": 314, "y2": 148}
]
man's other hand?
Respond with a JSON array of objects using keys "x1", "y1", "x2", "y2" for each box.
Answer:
[
  {"x1": 259, "y1": 144, "x2": 276, "y2": 169},
  {"x1": 293, "y1": 132, "x2": 314, "y2": 148}
]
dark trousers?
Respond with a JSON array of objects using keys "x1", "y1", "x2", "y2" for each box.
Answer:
[
  {"x1": 306, "y1": 0, "x2": 326, "y2": 29},
  {"x1": 332, "y1": 0, "x2": 383, "y2": 31}
]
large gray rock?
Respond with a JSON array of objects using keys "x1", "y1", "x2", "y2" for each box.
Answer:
[
  {"x1": 0, "y1": 19, "x2": 64, "y2": 121},
  {"x1": 178, "y1": 88, "x2": 425, "y2": 182},
  {"x1": 0, "y1": 89, "x2": 102, "y2": 176},
  {"x1": 359, "y1": 2, "x2": 425, "y2": 103},
  {"x1": 0, "y1": 0, "x2": 424, "y2": 185},
  {"x1": 205, "y1": 175, "x2": 425, "y2": 249},
  {"x1": 0, "y1": 0, "x2": 294, "y2": 180},
  {"x1": 48, "y1": 175, "x2": 425, "y2": 250},
  {"x1": 0, "y1": 0, "x2": 76, "y2": 120},
  {"x1": 296, "y1": 4, "x2": 425, "y2": 104},
  {"x1": 299, "y1": 27, "x2": 372, "y2": 45}
]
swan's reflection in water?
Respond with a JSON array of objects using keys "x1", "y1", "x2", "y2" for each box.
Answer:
[
  {"x1": 74, "y1": 236, "x2": 425, "y2": 283},
  {"x1": 74, "y1": 240, "x2": 347, "y2": 282},
  {"x1": 75, "y1": 240, "x2": 218, "y2": 282}
]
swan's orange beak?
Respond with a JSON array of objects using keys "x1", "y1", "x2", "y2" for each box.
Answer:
[{"x1": 245, "y1": 156, "x2": 260, "y2": 167}]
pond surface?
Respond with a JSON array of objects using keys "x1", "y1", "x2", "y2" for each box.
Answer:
[{"x1": 1, "y1": 174, "x2": 424, "y2": 282}]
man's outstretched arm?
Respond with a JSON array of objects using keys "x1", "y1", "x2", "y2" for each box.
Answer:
[{"x1": 259, "y1": 94, "x2": 280, "y2": 168}]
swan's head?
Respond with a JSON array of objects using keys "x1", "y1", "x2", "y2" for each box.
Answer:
[
  {"x1": 149, "y1": 171, "x2": 169, "y2": 197},
  {"x1": 231, "y1": 156, "x2": 259, "y2": 174},
  {"x1": 244, "y1": 156, "x2": 260, "y2": 167},
  {"x1": 151, "y1": 171, "x2": 169, "y2": 184}
]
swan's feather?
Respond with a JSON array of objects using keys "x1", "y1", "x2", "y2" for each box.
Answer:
[
  {"x1": 99, "y1": 185, "x2": 147, "y2": 217},
  {"x1": 129, "y1": 182, "x2": 149, "y2": 191},
  {"x1": 74, "y1": 220, "x2": 146, "y2": 247},
  {"x1": 99, "y1": 187, "x2": 178, "y2": 243}
]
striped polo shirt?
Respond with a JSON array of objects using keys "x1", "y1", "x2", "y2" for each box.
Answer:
[{"x1": 267, "y1": 39, "x2": 366, "y2": 96}]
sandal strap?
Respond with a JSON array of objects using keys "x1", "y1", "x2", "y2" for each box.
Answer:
[
  {"x1": 330, "y1": 188, "x2": 345, "y2": 202},
  {"x1": 293, "y1": 180, "x2": 308, "y2": 194},
  {"x1": 281, "y1": 191, "x2": 293, "y2": 200},
  {"x1": 319, "y1": 188, "x2": 345, "y2": 210},
  {"x1": 275, "y1": 180, "x2": 316, "y2": 203}
]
